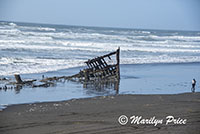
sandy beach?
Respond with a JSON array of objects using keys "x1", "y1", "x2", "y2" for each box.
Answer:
[
  {"x1": 0, "y1": 21, "x2": 200, "y2": 134},
  {"x1": 0, "y1": 93, "x2": 200, "y2": 134}
]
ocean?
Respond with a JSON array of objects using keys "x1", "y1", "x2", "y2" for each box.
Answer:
[
  {"x1": 0, "y1": 21, "x2": 200, "y2": 110},
  {"x1": 0, "y1": 21, "x2": 200, "y2": 76}
]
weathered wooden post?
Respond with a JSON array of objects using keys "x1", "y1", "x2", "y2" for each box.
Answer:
[
  {"x1": 116, "y1": 47, "x2": 120, "y2": 79},
  {"x1": 114, "y1": 80, "x2": 119, "y2": 94},
  {"x1": 14, "y1": 74, "x2": 23, "y2": 84}
]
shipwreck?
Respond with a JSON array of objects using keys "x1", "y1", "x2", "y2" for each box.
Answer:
[
  {"x1": 0, "y1": 48, "x2": 120, "y2": 93},
  {"x1": 66, "y1": 48, "x2": 120, "y2": 81}
]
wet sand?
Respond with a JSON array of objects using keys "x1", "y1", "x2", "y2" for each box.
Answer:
[{"x1": 0, "y1": 93, "x2": 200, "y2": 134}]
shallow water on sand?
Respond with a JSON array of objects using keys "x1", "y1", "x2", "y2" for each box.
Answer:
[{"x1": 0, "y1": 63, "x2": 199, "y2": 110}]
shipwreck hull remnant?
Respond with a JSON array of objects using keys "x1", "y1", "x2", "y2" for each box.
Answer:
[
  {"x1": 64, "y1": 47, "x2": 120, "y2": 93},
  {"x1": 67, "y1": 48, "x2": 120, "y2": 82},
  {"x1": 0, "y1": 48, "x2": 120, "y2": 93}
]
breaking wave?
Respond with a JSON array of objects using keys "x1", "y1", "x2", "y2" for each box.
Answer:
[{"x1": 0, "y1": 21, "x2": 200, "y2": 76}]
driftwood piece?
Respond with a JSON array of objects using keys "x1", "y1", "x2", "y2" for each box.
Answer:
[
  {"x1": 14, "y1": 74, "x2": 36, "y2": 85},
  {"x1": 14, "y1": 74, "x2": 23, "y2": 84}
]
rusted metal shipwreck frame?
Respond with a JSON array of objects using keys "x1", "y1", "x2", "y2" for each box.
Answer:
[
  {"x1": 0, "y1": 48, "x2": 120, "y2": 93},
  {"x1": 67, "y1": 48, "x2": 120, "y2": 82},
  {"x1": 66, "y1": 47, "x2": 120, "y2": 93}
]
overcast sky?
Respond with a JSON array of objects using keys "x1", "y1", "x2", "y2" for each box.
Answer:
[{"x1": 0, "y1": 0, "x2": 200, "y2": 31}]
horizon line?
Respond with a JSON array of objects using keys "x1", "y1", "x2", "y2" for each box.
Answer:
[{"x1": 0, "y1": 19, "x2": 200, "y2": 32}]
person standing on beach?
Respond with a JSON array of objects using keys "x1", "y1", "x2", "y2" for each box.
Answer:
[{"x1": 191, "y1": 79, "x2": 196, "y2": 92}]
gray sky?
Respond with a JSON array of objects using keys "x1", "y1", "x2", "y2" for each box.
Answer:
[{"x1": 0, "y1": 0, "x2": 200, "y2": 31}]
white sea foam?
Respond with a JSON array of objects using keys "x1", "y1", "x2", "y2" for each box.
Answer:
[
  {"x1": 149, "y1": 35, "x2": 200, "y2": 41},
  {"x1": 121, "y1": 56, "x2": 200, "y2": 64},
  {"x1": 37, "y1": 27, "x2": 56, "y2": 31},
  {"x1": 0, "y1": 29, "x2": 21, "y2": 34},
  {"x1": 0, "y1": 57, "x2": 85, "y2": 76},
  {"x1": 8, "y1": 22, "x2": 17, "y2": 27},
  {"x1": 19, "y1": 26, "x2": 56, "y2": 32},
  {"x1": 1, "y1": 54, "x2": 200, "y2": 76},
  {"x1": 0, "y1": 39, "x2": 199, "y2": 54},
  {"x1": 0, "y1": 37, "x2": 200, "y2": 53},
  {"x1": 0, "y1": 22, "x2": 200, "y2": 76}
]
